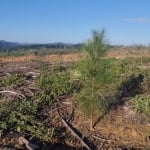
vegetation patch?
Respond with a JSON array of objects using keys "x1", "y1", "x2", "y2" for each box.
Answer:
[
  {"x1": 132, "y1": 95, "x2": 150, "y2": 115},
  {"x1": 0, "y1": 99, "x2": 53, "y2": 142},
  {"x1": 0, "y1": 74, "x2": 25, "y2": 87}
]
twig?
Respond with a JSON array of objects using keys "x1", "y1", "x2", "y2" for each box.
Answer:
[
  {"x1": 20, "y1": 87, "x2": 34, "y2": 97},
  {"x1": 28, "y1": 86, "x2": 38, "y2": 90},
  {"x1": 93, "y1": 135, "x2": 113, "y2": 150},
  {"x1": 19, "y1": 137, "x2": 38, "y2": 150},
  {"x1": 98, "y1": 141, "x2": 106, "y2": 150},
  {"x1": 0, "y1": 147, "x2": 16, "y2": 150},
  {"x1": 26, "y1": 71, "x2": 40, "y2": 78},
  {"x1": 92, "y1": 135, "x2": 112, "y2": 143},
  {"x1": 0, "y1": 90, "x2": 26, "y2": 100},
  {"x1": 67, "y1": 107, "x2": 74, "y2": 122},
  {"x1": 60, "y1": 114, "x2": 92, "y2": 150},
  {"x1": 47, "y1": 106, "x2": 65, "y2": 115}
]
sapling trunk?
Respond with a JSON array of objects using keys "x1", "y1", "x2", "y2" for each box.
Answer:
[
  {"x1": 90, "y1": 77, "x2": 95, "y2": 131},
  {"x1": 90, "y1": 111, "x2": 93, "y2": 131}
]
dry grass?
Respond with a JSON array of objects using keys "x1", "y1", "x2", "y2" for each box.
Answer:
[
  {"x1": 0, "y1": 55, "x2": 37, "y2": 63},
  {"x1": 1, "y1": 48, "x2": 150, "y2": 64},
  {"x1": 41, "y1": 53, "x2": 83, "y2": 63},
  {"x1": 107, "y1": 48, "x2": 150, "y2": 58},
  {"x1": 0, "y1": 53, "x2": 83, "y2": 63}
]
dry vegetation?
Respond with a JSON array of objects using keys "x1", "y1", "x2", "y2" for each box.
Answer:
[
  {"x1": 1, "y1": 48, "x2": 150, "y2": 63},
  {"x1": 0, "y1": 53, "x2": 82, "y2": 64}
]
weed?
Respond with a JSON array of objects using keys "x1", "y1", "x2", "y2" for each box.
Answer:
[
  {"x1": 0, "y1": 99, "x2": 53, "y2": 141},
  {"x1": 132, "y1": 95, "x2": 150, "y2": 115},
  {"x1": 0, "y1": 74, "x2": 25, "y2": 87},
  {"x1": 36, "y1": 68, "x2": 82, "y2": 106}
]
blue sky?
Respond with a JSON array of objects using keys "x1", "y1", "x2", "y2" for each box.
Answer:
[{"x1": 0, "y1": 0, "x2": 150, "y2": 45}]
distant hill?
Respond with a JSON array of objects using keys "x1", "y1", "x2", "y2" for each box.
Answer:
[
  {"x1": 0, "y1": 40, "x2": 20, "y2": 50},
  {"x1": 0, "y1": 40, "x2": 82, "y2": 51}
]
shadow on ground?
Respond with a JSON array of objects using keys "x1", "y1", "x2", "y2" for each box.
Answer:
[{"x1": 93, "y1": 74, "x2": 144, "y2": 127}]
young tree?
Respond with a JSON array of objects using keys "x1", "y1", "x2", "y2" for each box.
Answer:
[{"x1": 75, "y1": 29, "x2": 109, "y2": 130}]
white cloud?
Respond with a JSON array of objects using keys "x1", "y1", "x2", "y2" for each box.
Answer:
[{"x1": 121, "y1": 17, "x2": 150, "y2": 23}]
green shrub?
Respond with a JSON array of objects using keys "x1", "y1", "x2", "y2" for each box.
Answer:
[
  {"x1": 0, "y1": 74, "x2": 25, "y2": 87},
  {"x1": 0, "y1": 100, "x2": 52, "y2": 141},
  {"x1": 132, "y1": 95, "x2": 150, "y2": 115},
  {"x1": 37, "y1": 73, "x2": 70, "y2": 97},
  {"x1": 36, "y1": 70, "x2": 82, "y2": 106}
]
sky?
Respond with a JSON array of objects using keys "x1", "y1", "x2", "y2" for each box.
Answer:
[{"x1": 0, "y1": 0, "x2": 150, "y2": 45}]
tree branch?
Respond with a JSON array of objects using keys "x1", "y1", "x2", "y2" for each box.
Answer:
[
  {"x1": 60, "y1": 114, "x2": 92, "y2": 150},
  {"x1": 0, "y1": 90, "x2": 26, "y2": 100}
]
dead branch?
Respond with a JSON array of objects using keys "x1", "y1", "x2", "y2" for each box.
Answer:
[
  {"x1": 0, "y1": 90, "x2": 26, "y2": 100},
  {"x1": 0, "y1": 147, "x2": 16, "y2": 150},
  {"x1": 48, "y1": 106, "x2": 65, "y2": 114},
  {"x1": 19, "y1": 137, "x2": 38, "y2": 150},
  {"x1": 67, "y1": 107, "x2": 74, "y2": 122},
  {"x1": 92, "y1": 135, "x2": 106, "y2": 142},
  {"x1": 98, "y1": 141, "x2": 106, "y2": 150},
  {"x1": 28, "y1": 86, "x2": 38, "y2": 90},
  {"x1": 26, "y1": 71, "x2": 40, "y2": 78},
  {"x1": 92, "y1": 135, "x2": 112, "y2": 143},
  {"x1": 20, "y1": 87, "x2": 34, "y2": 97},
  {"x1": 60, "y1": 115, "x2": 92, "y2": 150}
]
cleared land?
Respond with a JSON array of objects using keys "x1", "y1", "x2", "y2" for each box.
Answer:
[{"x1": 0, "y1": 48, "x2": 150, "y2": 150}]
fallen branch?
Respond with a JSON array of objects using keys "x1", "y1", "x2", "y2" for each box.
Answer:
[
  {"x1": 48, "y1": 106, "x2": 65, "y2": 114},
  {"x1": 60, "y1": 115, "x2": 92, "y2": 150},
  {"x1": 67, "y1": 107, "x2": 74, "y2": 122},
  {"x1": 0, "y1": 147, "x2": 16, "y2": 150},
  {"x1": 98, "y1": 141, "x2": 106, "y2": 150},
  {"x1": 19, "y1": 137, "x2": 38, "y2": 150},
  {"x1": 20, "y1": 87, "x2": 34, "y2": 97},
  {"x1": 0, "y1": 90, "x2": 26, "y2": 100},
  {"x1": 26, "y1": 71, "x2": 40, "y2": 78},
  {"x1": 92, "y1": 135, "x2": 112, "y2": 143}
]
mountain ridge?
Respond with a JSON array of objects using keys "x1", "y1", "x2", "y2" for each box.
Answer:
[{"x1": 0, "y1": 40, "x2": 82, "y2": 50}]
